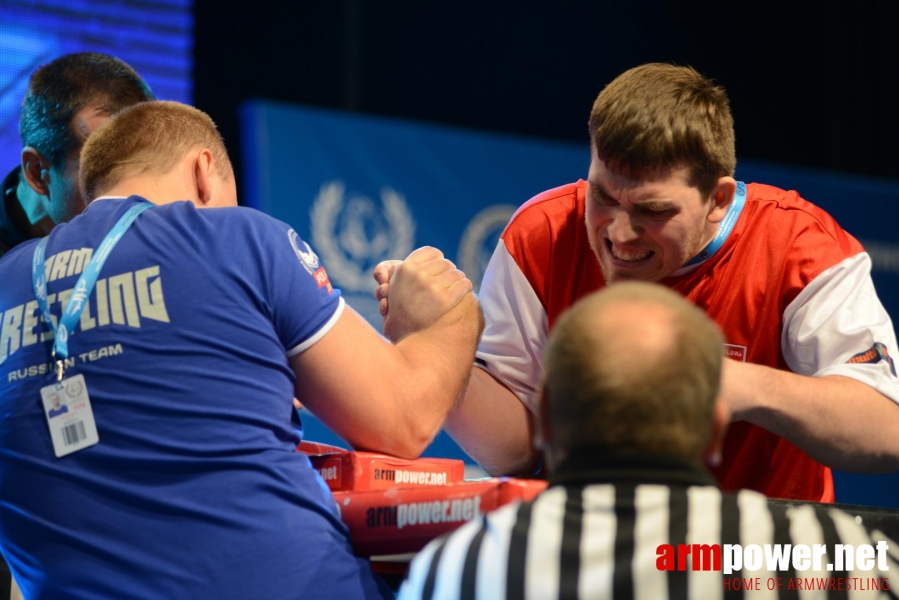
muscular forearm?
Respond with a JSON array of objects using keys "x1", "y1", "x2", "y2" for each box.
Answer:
[
  {"x1": 292, "y1": 295, "x2": 482, "y2": 460},
  {"x1": 728, "y1": 361, "x2": 899, "y2": 472},
  {"x1": 443, "y1": 367, "x2": 540, "y2": 476},
  {"x1": 387, "y1": 293, "x2": 485, "y2": 457}
]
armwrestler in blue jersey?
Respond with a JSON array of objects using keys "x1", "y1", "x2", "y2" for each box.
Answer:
[{"x1": 0, "y1": 101, "x2": 482, "y2": 600}]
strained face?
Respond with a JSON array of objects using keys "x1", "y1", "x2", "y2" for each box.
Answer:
[{"x1": 585, "y1": 151, "x2": 718, "y2": 284}]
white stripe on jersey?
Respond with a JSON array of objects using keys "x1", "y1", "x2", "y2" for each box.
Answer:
[
  {"x1": 286, "y1": 296, "x2": 346, "y2": 356},
  {"x1": 431, "y1": 518, "x2": 482, "y2": 600},
  {"x1": 785, "y1": 504, "x2": 828, "y2": 600},
  {"x1": 633, "y1": 484, "x2": 670, "y2": 600},
  {"x1": 687, "y1": 486, "x2": 723, "y2": 600},
  {"x1": 737, "y1": 490, "x2": 778, "y2": 599},
  {"x1": 526, "y1": 486, "x2": 567, "y2": 599},
  {"x1": 475, "y1": 502, "x2": 520, "y2": 600},
  {"x1": 830, "y1": 509, "x2": 886, "y2": 600},
  {"x1": 578, "y1": 484, "x2": 617, "y2": 599},
  {"x1": 399, "y1": 532, "x2": 444, "y2": 600}
]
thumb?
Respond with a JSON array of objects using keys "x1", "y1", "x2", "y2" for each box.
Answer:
[{"x1": 373, "y1": 260, "x2": 402, "y2": 285}]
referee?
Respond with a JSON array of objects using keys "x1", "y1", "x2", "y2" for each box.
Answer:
[{"x1": 399, "y1": 283, "x2": 898, "y2": 599}]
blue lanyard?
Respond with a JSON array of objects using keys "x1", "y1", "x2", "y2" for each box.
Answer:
[
  {"x1": 32, "y1": 201, "x2": 152, "y2": 377},
  {"x1": 683, "y1": 181, "x2": 747, "y2": 267}
]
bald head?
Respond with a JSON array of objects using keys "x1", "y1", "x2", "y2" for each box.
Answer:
[
  {"x1": 589, "y1": 299, "x2": 681, "y2": 385},
  {"x1": 543, "y1": 282, "x2": 724, "y2": 464}
]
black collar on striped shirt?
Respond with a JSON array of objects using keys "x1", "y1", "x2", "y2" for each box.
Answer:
[{"x1": 548, "y1": 451, "x2": 717, "y2": 489}]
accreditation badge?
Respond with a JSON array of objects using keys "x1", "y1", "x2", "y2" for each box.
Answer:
[{"x1": 41, "y1": 374, "x2": 100, "y2": 457}]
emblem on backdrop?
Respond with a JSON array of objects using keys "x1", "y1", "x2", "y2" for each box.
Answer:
[
  {"x1": 457, "y1": 205, "x2": 517, "y2": 290},
  {"x1": 311, "y1": 181, "x2": 416, "y2": 293}
]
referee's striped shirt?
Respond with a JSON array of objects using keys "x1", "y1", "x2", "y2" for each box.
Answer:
[{"x1": 398, "y1": 453, "x2": 898, "y2": 600}]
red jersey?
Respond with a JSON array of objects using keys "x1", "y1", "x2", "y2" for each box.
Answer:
[{"x1": 476, "y1": 180, "x2": 899, "y2": 501}]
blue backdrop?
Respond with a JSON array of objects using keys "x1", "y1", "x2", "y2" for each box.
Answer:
[
  {"x1": 0, "y1": 0, "x2": 193, "y2": 174},
  {"x1": 241, "y1": 100, "x2": 899, "y2": 508}
]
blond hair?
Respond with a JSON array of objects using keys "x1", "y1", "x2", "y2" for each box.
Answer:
[{"x1": 80, "y1": 101, "x2": 232, "y2": 200}]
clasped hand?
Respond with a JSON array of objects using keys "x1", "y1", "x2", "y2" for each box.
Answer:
[{"x1": 373, "y1": 247, "x2": 472, "y2": 341}]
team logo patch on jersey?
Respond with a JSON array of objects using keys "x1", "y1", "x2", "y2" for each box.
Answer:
[
  {"x1": 288, "y1": 229, "x2": 334, "y2": 294},
  {"x1": 288, "y1": 228, "x2": 321, "y2": 274},
  {"x1": 848, "y1": 342, "x2": 896, "y2": 377},
  {"x1": 312, "y1": 266, "x2": 333, "y2": 294},
  {"x1": 723, "y1": 344, "x2": 747, "y2": 362}
]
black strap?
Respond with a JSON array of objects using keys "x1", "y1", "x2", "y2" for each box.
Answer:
[
  {"x1": 720, "y1": 493, "x2": 743, "y2": 600},
  {"x1": 612, "y1": 484, "x2": 637, "y2": 600},
  {"x1": 558, "y1": 486, "x2": 584, "y2": 599},
  {"x1": 506, "y1": 500, "x2": 535, "y2": 600},
  {"x1": 665, "y1": 486, "x2": 688, "y2": 600},
  {"x1": 422, "y1": 535, "x2": 451, "y2": 600},
  {"x1": 460, "y1": 518, "x2": 488, "y2": 600}
]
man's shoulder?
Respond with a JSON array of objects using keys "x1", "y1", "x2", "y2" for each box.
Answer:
[
  {"x1": 0, "y1": 236, "x2": 40, "y2": 270},
  {"x1": 161, "y1": 204, "x2": 292, "y2": 243},
  {"x1": 746, "y1": 183, "x2": 849, "y2": 230},
  {"x1": 505, "y1": 181, "x2": 584, "y2": 235},
  {"x1": 743, "y1": 183, "x2": 862, "y2": 253},
  {"x1": 500, "y1": 181, "x2": 586, "y2": 266},
  {"x1": 170, "y1": 203, "x2": 280, "y2": 226}
]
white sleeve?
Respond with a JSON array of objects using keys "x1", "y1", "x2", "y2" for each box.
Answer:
[
  {"x1": 782, "y1": 252, "x2": 899, "y2": 404},
  {"x1": 475, "y1": 240, "x2": 548, "y2": 416}
]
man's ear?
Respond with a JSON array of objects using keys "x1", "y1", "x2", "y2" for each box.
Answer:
[
  {"x1": 702, "y1": 397, "x2": 730, "y2": 469},
  {"x1": 193, "y1": 149, "x2": 215, "y2": 206},
  {"x1": 534, "y1": 387, "x2": 555, "y2": 469},
  {"x1": 21, "y1": 147, "x2": 51, "y2": 196},
  {"x1": 706, "y1": 176, "x2": 737, "y2": 225}
]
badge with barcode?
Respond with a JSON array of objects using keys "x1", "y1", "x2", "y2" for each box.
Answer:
[{"x1": 41, "y1": 374, "x2": 99, "y2": 457}]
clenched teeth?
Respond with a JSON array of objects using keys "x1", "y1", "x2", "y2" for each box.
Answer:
[{"x1": 610, "y1": 245, "x2": 653, "y2": 261}]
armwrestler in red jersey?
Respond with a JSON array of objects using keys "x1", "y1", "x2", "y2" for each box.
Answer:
[{"x1": 376, "y1": 63, "x2": 899, "y2": 502}]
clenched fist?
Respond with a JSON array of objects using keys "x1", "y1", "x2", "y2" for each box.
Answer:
[{"x1": 373, "y1": 246, "x2": 472, "y2": 341}]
